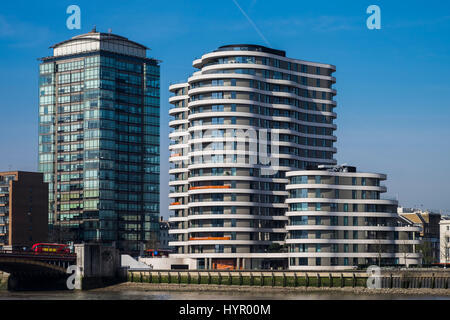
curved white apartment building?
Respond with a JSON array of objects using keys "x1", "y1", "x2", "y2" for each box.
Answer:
[
  {"x1": 168, "y1": 44, "x2": 337, "y2": 270},
  {"x1": 286, "y1": 165, "x2": 422, "y2": 270}
]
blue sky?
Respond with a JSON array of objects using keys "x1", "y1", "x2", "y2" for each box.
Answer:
[{"x1": 0, "y1": 0, "x2": 449, "y2": 217}]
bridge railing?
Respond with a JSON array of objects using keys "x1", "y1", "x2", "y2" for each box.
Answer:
[{"x1": 0, "y1": 250, "x2": 76, "y2": 259}]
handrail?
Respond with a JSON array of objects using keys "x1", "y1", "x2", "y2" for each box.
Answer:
[
  {"x1": 0, "y1": 250, "x2": 76, "y2": 258},
  {"x1": 189, "y1": 237, "x2": 231, "y2": 241},
  {"x1": 189, "y1": 185, "x2": 231, "y2": 190}
]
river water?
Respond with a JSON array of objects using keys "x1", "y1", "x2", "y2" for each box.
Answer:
[{"x1": 0, "y1": 290, "x2": 449, "y2": 300}]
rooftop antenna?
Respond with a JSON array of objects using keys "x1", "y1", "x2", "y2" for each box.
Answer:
[
  {"x1": 108, "y1": 28, "x2": 112, "y2": 33},
  {"x1": 91, "y1": 25, "x2": 97, "y2": 33}
]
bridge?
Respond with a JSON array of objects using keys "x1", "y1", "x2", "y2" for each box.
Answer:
[
  {"x1": 0, "y1": 250, "x2": 76, "y2": 274},
  {"x1": 0, "y1": 244, "x2": 125, "y2": 290},
  {"x1": 0, "y1": 250, "x2": 77, "y2": 290}
]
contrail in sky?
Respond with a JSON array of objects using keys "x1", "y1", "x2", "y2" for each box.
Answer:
[{"x1": 231, "y1": 0, "x2": 271, "y2": 47}]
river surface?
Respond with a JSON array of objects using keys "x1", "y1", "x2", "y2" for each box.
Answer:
[{"x1": 0, "y1": 290, "x2": 449, "y2": 300}]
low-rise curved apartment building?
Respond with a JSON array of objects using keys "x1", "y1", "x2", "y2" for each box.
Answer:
[{"x1": 286, "y1": 165, "x2": 421, "y2": 270}]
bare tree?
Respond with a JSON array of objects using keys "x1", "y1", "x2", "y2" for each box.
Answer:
[
  {"x1": 417, "y1": 240, "x2": 433, "y2": 266},
  {"x1": 440, "y1": 240, "x2": 449, "y2": 268},
  {"x1": 398, "y1": 240, "x2": 413, "y2": 268},
  {"x1": 374, "y1": 239, "x2": 383, "y2": 267}
]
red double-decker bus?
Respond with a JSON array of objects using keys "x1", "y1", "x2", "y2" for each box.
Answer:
[{"x1": 31, "y1": 243, "x2": 70, "y2": 254}]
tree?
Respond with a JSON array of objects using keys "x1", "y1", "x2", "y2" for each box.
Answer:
[
  {"x1": 374, "y1": 239, "x2": 383, "y2": 267},
  {"x1": 440, "y1": 240, "x2": 449, "y2": 268},
  {"x1": 417, "y1": 240, "x2": 434, "y2": 266},
  {"x1": 398, "y1": 240, "x2": 415, "y2": 268},
  {"x1": 267, "y1": 243, "x2": 287, "y2": 253}
]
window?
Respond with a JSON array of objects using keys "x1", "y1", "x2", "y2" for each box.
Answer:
[
  {"x1": 291, "y1": 231, "x2": 308, "y2": 239},
  {"x1": 291, "y1": 176, "x2": 308, "y2": 184},
  {"x1": 315, "y1": 189, "x2": 321, "y2": 198},
  {"x1": 212, "y1": 118, "x2": 224, "y2": 124},
  {"x1": 315, "y1": 176, "x2": 321, "y2": 184},
  {"x1": 343, "y1": 216, "x2": 348, "y2": 226},
  {"x1": 292, "y1": 216, "x2": 308, "y2": 226},
  {"x1": 330, "y1": 216, "x2": 338, "y2": 226},
  {"x1": 290, "y1": 203, "x2": 308, "y2": 211},
  {"x1": 212, "y1": 105, "x2": 224, "y2": 112}
]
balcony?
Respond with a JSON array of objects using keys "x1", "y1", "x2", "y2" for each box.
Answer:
[
  {"x1": 188, "y1": 237, "x2": 231, "y2": 241},
  {"x1": 189, "y1": 185, "x2": 231, "y2": 191}
]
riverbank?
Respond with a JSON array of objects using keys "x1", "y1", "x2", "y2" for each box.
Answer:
[{"x1": 92, "y1": 281, "x2": 450, "y2": 297}]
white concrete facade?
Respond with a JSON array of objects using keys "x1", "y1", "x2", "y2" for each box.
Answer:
[
  {"x1": 52, "y1": 30, "x2": 147, "y2": 58},
  {"x1": 168, "y1": 44, "x2": 337, "y2": 270},
  {"x1": 285, "y1": 166, "x2": 422, "y2": 270},
  {"x1": 440, "y1": 219, "x2": 450, "y2": 264}
]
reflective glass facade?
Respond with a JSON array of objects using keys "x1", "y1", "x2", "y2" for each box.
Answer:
[{"x1": 38, "y1": 32, "x2": 160, "y2": 253}]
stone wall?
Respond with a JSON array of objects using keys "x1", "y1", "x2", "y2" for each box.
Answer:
[{"x1": 74, "y1": 243, "x2": 126, "y2": 290}]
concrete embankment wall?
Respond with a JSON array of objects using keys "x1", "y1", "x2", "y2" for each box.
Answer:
[{"x1": 128, "y1": 270, "x2": 450, "y2": 289}]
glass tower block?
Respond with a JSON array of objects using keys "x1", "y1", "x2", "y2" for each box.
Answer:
[{"x1": 38, "y1": 31, "x2": 160, "y2": 254}]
